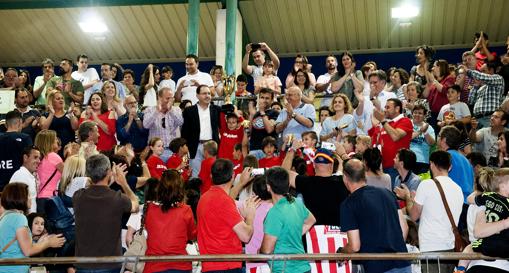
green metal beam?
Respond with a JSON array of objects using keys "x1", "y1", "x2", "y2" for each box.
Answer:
[
  {"x1": 0, "y1": 0, "x2": 219, "y2": 10},
  {"x1": 224, "y1": 0, "x2": 236, "y2": 76},
  {"x1": 186, "y1": 0, "x2": 200, "y2": 56}
]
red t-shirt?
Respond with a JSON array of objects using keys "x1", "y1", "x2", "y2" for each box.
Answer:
[
  {"x1": 232, "y1": 157, "x2": 243, "y2": 176},
  {"x1": 79, "y1": 111, "x2": 116, "y2": 152},
  {"x1": 166, "y1": 154, "x2": 191, "y2": 182},
  {"x1": 197, "y1": 186, "x2": 243, "y2": 271},
  {"x1": 199, "y1": 157, "x2": 216, "y2": 194},
  {"x1": 218, "y1": 127, "x2": 244, "y2": 161},
  {"x1": 428, "y1": 74, "x2": 455, "y2": 113},
  {"x1": 144, "y1": 202, "x2": 197, "y2": 272},
  {"x1": 368, "y1": 116, "x2": 413, "y2": 169},
  {"x1": 258, "y1": 155, "x2": 282, "y2": 168},
  {"x1": 146, "y1": 155, "x2": 167, "y2": 179},
  {"x1": 475, "y1": 51, "x2": 497, "y2": 71}
]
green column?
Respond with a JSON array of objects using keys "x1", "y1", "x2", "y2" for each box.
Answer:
[
  {"x1": 224, "y1": 0, "x2": 237, "y2": 76},
  {"x1": 187, "y1": 0, "x2": 200, "y2": 55}
]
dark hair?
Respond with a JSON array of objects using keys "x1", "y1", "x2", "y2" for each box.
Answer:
[
  {"x1": 27, "y1": 213, "x2": 46, "y2": 231},
  {"x1": 1, "y1": 183, "x2": 29, "y2": 213},
  {"x1": 343, "y1": 158, "x2": 366, "y2": 183},
  {"x1": 451, "y1": 120, "x2": 469, "y2": 147},
  {"x1": 78, "y1": 121, "x2": 96, "y2": 142},
  {"x1": 429, "y1": 150, "x2": 451, "y2": 171},
  {"x1": 252, "y1": 175, "x2": 271, "y2": 200},
  {"x1": 186, "y1": 54, "x2": 199, "y2": 63},
  {"x1": 345, "y1": 135, "x2": 356, "y2": 146},
  {"x1": 211, "y1": 159, "x2": 234, "y2": 185},
  {"x1": 266, "y1": 167, "x2": 293, "y2": 202},
  {"x1": 368, "y1": 70, "x2": 387, "y2": 82},
  {"x1": 337, "y1": 51, "x2": 356, "y2": 77},
  {"x1": 387, "y1": 98, "x2": 403, "y2": 114},
  {"x1": 434, "y1": 59, "x2": 450, "y2": 78},
  {"x1": 301, "y1": 131, "x2": 318, "y2": 143},
  {"x1": 5, "y1": 110, "x2": 22, "y2": 127},
  {"x1": 475, "y1": 32, "x2": 489, "y2": 40},
  {"x1": 234, "y1": 143, "x2": 242, "y2": 151},
  {"x1": 363, "y1": 148, "x2": 383, "y2": 175},
  {"x1": 169, "y1": 138, "x2": 187, "y2": 153},
  {"x1": 15, "y1": 87, "x2": 29, "y2": 99},
  {"x1": 179, "y1": 100, "x2": 192, "y2": 111},
  {"x1": 18, "y1": 70, "x2": 32, "y2": 90},
  {"x1": 159, "y1": 169, "x2": 186, "y2": 212},
  {"x1": 76, "y1": 54, "x2": 88, "y2": 62},
  {"x1": 412, "y1": 104, "x2": 428, "y2": 115},
  {"x1": 319, "y1": 106, "x2": 332, "y2": 116},
  {"x1": 293, "y1": 69, "x2": 310, "y2": 89},
  {"x1": 439, "y1": 126, "x2": 461, "y2": 150},
  {"x1": 394, "y1": 68, "x2": 409, "y2": 85},
  {"x1": 466, "y1": 152, "x2": 487, "y2": 167},
  {"x1": 271, "y1": 101, "x2": 283, "y2": 110},
  {"x1": 23, "y1": 145, "x2": 39, "y2": 158},
  {"x1": 101, "y1": 63, "x2": 112, "y2": 69},
  {"x1": 448, "y1": 84, "x2": 461, "y2": 93},
  {"x1": 226, "y1": 113, "x2": 239, "y2": 122},
  {"x1": 397, "y1": 148, "x2": 416, "y2": 171},
  {"x1": 123, "y1": 69, "x2": 135, "y2": 80},
  {"x1": 416, "y1": 45, "x2": 435, "y2": 63},
  {"x1": 292, "y1": 157, "x2": 307, "y2": 175},
  {"x1": 185, "y1": 178, "x2": 201, "y2": 218},
  {"x1": 139, "y1": 64, "x2": 160, "y2": 105},
  {"x1": 499, "y1": 131, "x2": 509, "y2": 156},
  {"x1": 87, "y1": 92, "x2": 108, "y2": 114},
  {"x1": 406, "y1": 219, "x2": 419, "y2": 246},
  {"x1": 236, "y1": 74, "x2": 248, "y2": 83},
  {"x1": 61, "y1": 58, "x2": 73, "y2": 67},
  {"x1": 243, "y1": 155, "x2": 259, "y2": 168},
  {"x1": 112, "y1": 63, "x2": 124, "y2": 81},
  {"x1": 495, "y1": 109, "x2": 509, "y2": 123},
  {"x1": 259, "y1": 88, "x2": 274, "y2": 99},
  {"x1": 144, "y1": 178, "x2": 159, "y2": 203},
  {"x1": 196, "y1": 84, "x2": 209, "y2": 95},
  {"x1": 262, "y1": 136, "x2": 277, "y2": 149},
  {"x1": 161, "y1": 65, "x2": 173, "y2": 74}
]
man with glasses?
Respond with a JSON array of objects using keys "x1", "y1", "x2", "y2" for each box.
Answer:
[
  {"x1": 143, "y1": 87, "x2": 183, "y2": 163},
  {"x1": 469, "y1": 109, "x2": 508, "y2": 167},
  {"x1": 33, "y1": 58, "x2": 55, "y2": 105},
  {"x1": 116, "y1": 95, "x2": 149, "y2": 153}
]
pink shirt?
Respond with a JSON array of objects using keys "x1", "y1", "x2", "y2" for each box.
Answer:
[{"x1": 37, "y1": 152, "x2": 62, "y2": 198}]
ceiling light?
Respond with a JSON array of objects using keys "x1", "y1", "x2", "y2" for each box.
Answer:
[
  {"x1": 79, "y1": 20, "x2": 108, "y2": 34},
  {"x1": 391, "y1": 5, "x2": 419, "y2": 19}
]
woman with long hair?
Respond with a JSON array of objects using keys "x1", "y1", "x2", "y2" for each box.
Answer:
[
  {"x1": 320, "y1": 93, "x2": 355, "y2": 142},
  {"x1": 330, "y1": 51, "x2": 364, "y2": 106},
  {"x1": 143, "y1": 169, "x2": 197, "y2": 273},
  {"x1": 101, "y1": 80, "x2": 126, "y2": 117},
  {"x1": 285, "y1": 54, "x2": 316, "y2": 89},
  {"x1": 422, "y1": 59, "x2": 456, "y2": 128},
  {"x1": 390, "y1": 68, "x2": 410, "y2": 101},
  {"x1": 18, "y1": 70, "x2": 33, "y2": 102},
  {"x1": 79, "y1": 92, "x2": 117, "y2": 152},
  {"x1": 261, "y1": 167, "x2": 316, "y2": 273},
  {"x1": 39, "y1": 91, "x2": 79, "y2": 153},
  {"x1": 0, "y1": 183, "x2": 65, "y2": 273},
  {"x1": 293, "y1": 69, "x2": 316, "y2": 104},
  {"x1": 139, "y1": 64, "x2": 160, "y2": 107},
  {"x1": 409, "y1": 45, "x2": 435, "y2": 86},
  {"x1": 497, "y1": 131, "x2": 509, "y2": 168},
  {"x1": 58, "y1": 155, "x2": 88, "y2": 213},
  {"x1": 35, "y1": 130, "x2": 64, "y2": 206},
  {"x1": 145, "y1": 137, "x2": 167, "y2": 179}
]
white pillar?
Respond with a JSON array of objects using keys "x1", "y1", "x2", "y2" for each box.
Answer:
[{"x1": 215, "y1": 9, "x2": 242, "y2": 76}]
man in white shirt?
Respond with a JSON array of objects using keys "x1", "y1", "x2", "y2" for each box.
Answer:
[
  {"x1": 242, "y1": 42, "x2": 280, "y2": 83},
  {"x1": 33, "y1": 58, "x2": 56, "y2": 105},
  {"x1": 395, "y1": 150, "x2": 463, "y2": 273},
  {"x1": 9, "y1": 146, "x2": 41, "y2": 213},
  {"x1": 175, "y1": 54, "x2": 214, "y2": 104},
  {"x1": 369, "y1": 70, "x2": 397, "y2": 109},
  {"x1": 71, "y1": 54, "x2": 100, "y2": 100},
  {"x1": 316, "y1": 55, "x2": 339, "y2": 107}
]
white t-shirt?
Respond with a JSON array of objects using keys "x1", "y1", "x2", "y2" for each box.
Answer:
[
  {"x1": 248, "y1": 65, "x2": 264, "y2": 83},
  {"x1": 437, "y1": 102, "x2": 471, "y2": 121},
  {"x1": 71, "y1": 68, "x2": 100, "y2": 95},
  {"x1": 414, "y1": 176, "x2": 464, "y2": 252},
  {"x1": 176, "y1": 71, "x2": 214, "y2": 104},
  {"x1": 9, "y1": 166, "x2": 37, "y2": 213},
  {"x1": 316, "y1": 72, "x2": 335, "y2": 94},
  {"x1": 353, "y1": 96, "x2": 374, "y2": 135},
  {"x1": 159, "y1": 79, "x2": 176, "y2": 92}
]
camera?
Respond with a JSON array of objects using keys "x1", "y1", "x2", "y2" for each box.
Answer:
[
  {"x1": 251, "y1": 168, "x2": 265, "y2": 176},
  {"x1": 251, "y1": 43, "x2": 261, "y2": 51}
]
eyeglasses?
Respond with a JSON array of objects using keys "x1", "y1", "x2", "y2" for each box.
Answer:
[{"x1": 161, "y1": 117, "x2": 166, "y2": 129}]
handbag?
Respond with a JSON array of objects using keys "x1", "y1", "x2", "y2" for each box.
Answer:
[
  {"x1": 432, "y1": 178, "x2": 468, "y2": 252},
  {"x1": 123, "y1": 204, "x2": 148, "y2": 272}
]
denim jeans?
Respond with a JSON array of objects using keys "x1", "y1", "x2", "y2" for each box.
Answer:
[
  {"x1": 249, "y1": 149, "x2": 266, "y2": 160},
  {"x1": 190, "y1": 143, "x2": 204, "y2": 177},
  {"x1": 77, "y1": 268, "x2": 121, "y2": 273},
  {"x1": 384, "y1": 265, "x2": 411, "y2": 273}
]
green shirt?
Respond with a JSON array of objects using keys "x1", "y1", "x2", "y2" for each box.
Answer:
[
  {"x1": 46, "y1": 76, "x2": 84, "y2": 106},
  {"x1": 264, "y1": 197, "x2": 311, "y2": 273}
]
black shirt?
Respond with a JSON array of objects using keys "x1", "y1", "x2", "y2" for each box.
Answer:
[
  {"x1": 295, "y1": 175, "x2": 349, "y2": 227},
  {"x1": 340, "y1": 185, "x2": 409, "y2": 273},
  {"x1": 0, "y1": 131, "x2": 32, "y2": 191},
  {"x1": 249, "y1": 109, "x2": 278, "y2": 150}
]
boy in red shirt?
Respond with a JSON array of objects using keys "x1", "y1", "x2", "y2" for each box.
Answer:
[
  {"x1": 218, "y1": 113, "x2": 248, "y2": 161},
  {"x1": 258, "y1": 136, "x2": 282, "y2": 168},
  {"x1": 232, "y1": 143, "x2": 244, "y2": 176},
  {"x1": 166, "y1": 137, "x2": 191, "y2": 182},
  {"x1": 198, "y1": 140, "x2": 218, "y2": 194}
]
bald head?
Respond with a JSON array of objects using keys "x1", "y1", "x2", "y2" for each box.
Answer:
[{"x1": 343, "y1": 158, "x2": 366, "y2": 183}]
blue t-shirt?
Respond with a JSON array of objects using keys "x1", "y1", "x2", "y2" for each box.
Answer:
[
  {"x1": 275, "y1": 103, "x2": 315, "y2": 140},
  {"x1": 340, "y1": 186, "x2": 410, "y2": 273},
  {"x1": 320, "y1": 114, "x2": 355, "y2": 141},
  {"x1": 448, "y1": 150, "x2": 474, "y2": 203},
  {"x1": 410, "y1": 124, "x2": 435, "y2": 164},
  {"x1": 264, "y1": 198, "x2": 311, "y2": 273},
  {"x1": 0, "y1": 212, "x2": 30, "y2": 273}
]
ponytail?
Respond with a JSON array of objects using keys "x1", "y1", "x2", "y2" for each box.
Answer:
[
  {"x1": 283, "y1": 192, "x2": 294, "y2": 203},
  {"x1": 478, "y1": 167, "x2": 496, "y2": 192}
]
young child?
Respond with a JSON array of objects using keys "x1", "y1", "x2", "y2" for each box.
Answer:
[
  {"x1": 232, "y1": 143, "x2": 244, "y2": 176},
  {"x1": 198, "y1": 140, "x2": 218, "y2": 194},
  {"x1": 231, "y1": 155, "x2": 259, "y2": 201},
  {"x1": 27, "y1": 213, "x2": 48, "y2": 243},
  {"x1": 235, "y1": 74, "x2": 251, "y2": 97},
  {"x1": 455, "y1": 168, "x2": 509, "y2": 273},
  {"x1": 166, "y1": 137, "x2": 191, "y2": 182},
  {"x1": 405, "y1": 219, "x2": 422, "y2": 273},
  {"x1": 158, "y1": 65, "x2": 176, "y2": 92},
  {"x1": 254, "y1": 60, "x2": 282, "y2": 96},
  {"x1": 145, "y1": 137, "x2": 167, "y2": 179},
  {"x1": 437, "y1": 84, "x2": 471, "y2": 127},
  {"x1": 258, "y1": 136, "x2": 282, "y2": 168},
  {"x1": 218, "y1": 113, "x2": 247, "y2": 161},
  {"x1": 355, "y1": 135, "x2": 372, "y2": 154}
]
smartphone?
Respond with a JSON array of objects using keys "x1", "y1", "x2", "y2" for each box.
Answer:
[
  {"x1": 251, "y1": 43, "x2": 261, "y2": 51},
  {"x1": 321, "y1": 142, "x2": 336, "y2": 151},
  {"x1": 251, "y1": 168, "x2": 265, "y2": 176}
]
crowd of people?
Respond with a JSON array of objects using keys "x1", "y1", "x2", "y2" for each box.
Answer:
[{"x1": 0, "y1": 32, "x2": 509, "y2": 273}]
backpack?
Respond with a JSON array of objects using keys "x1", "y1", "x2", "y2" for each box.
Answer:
[{"x1": 44, "y1": 195, "x2": 74, "y2": 230}]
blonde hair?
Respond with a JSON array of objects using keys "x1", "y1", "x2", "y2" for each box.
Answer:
[
  {"x1": 59, "y1": 155, "x2": 87, "y2": 193},
  {"x1": 356, "y1": 135, "x2": 372, "y2": 146},
  {"x1": 101, "y1": 80, "x2": 121, "y2": 102},
  {"x1": 478, "y1": 167, "x2": 509, "y2": 193},
  {"x1": 35, "y1": 129, "x2": 57, "y2": 158},
  {"x1": 46, "y1": 90, "x2": 65, "y2": 108},
  {"x1": 329, "y1": 93, "x2": 353, "y2": 114}
]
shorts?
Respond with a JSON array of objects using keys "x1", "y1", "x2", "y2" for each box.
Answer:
[{"x1": 472, "y1": 234, "x2": 509, "y2": 258}]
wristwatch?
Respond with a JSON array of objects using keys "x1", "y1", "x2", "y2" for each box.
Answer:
[{"x1": 291, "y1": 112, "x2": 297, "y2": 119}]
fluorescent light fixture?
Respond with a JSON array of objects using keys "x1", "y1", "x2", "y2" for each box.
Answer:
[
  {"x1": 391, "y1": 5, "x2": 419, "y2": 19},
  {"x1": 79, "y1": 20, "x2": 108, "y2": 33}
]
